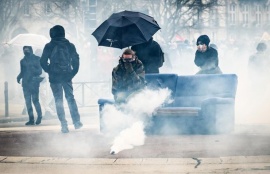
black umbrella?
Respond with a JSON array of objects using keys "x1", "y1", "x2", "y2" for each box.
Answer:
[{"x1": 92, "y1": 10, "x2": 161, "y2": 49}]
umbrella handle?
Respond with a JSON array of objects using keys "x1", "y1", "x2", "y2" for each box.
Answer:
[{"x1": 106, "y1": 39, "x2": 118, "y2": 47}]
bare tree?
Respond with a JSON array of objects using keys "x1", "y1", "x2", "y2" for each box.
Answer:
[
  {"x1": 0, "y1": 0, "x2": 26, "y2": 42},
  {"x1": 30, "y1": 0, "x2": 84, "y2": 40},
  {"x1": 99, "y1": 0, "x2": 225, "y2": 43},
  {"x1": 148, "y1": 0, "x2": 226, "y2": 42}
]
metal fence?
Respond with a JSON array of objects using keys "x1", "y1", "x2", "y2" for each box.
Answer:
[
  {"x1": 72, "y1": 81, "x2": 112, "y2": 107},
  {"x1": 2, "y1": 81, "x2": 111, "y2": 116}
]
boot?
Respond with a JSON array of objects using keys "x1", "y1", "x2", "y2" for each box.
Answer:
[
  {"x1": 25, "y1": 121, "x2": 35, "y2": 125},
  {"x1": 61, "y1": 125, "x2": 69, "y2": 133},
  {"x1": 36, "y1": 116, "x2": 42, "y2": 125},
  {"x1": 74, "y1": 121, "x2": 83, "y2": 129}
]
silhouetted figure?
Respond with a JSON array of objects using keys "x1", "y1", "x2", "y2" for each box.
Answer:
[
  {"x1": 131, "y1": 37, "x2": 164, "y2": 73},
  {"x1": 248, "y1": 42, "x2": 269, "y2": 78},
  {"x1": 40, "y1": 25, "x2": 83, "y2": 133},
  {"x1": 194, "y1": 35, "x2": 222, "y2": 74},
  {"x1": 17, "y1": 46, "x2": 43, "y2": 125}
]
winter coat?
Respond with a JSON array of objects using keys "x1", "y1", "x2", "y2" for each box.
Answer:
[
  {"x1": 112, "y1": 58, "x2": 146, "y2": 103},
  {"x1": 194, "y1": 47, "x2": 222, "y2": 74},
  {"x1": 17, "y1": 47, "x2": 42, "y2": 88},
  {"x1": 40, "y1": 37, "x2": 79, "y2": 83},
  {"x1": 131, "y1": 38, "x2": 164, "y2": 73}
]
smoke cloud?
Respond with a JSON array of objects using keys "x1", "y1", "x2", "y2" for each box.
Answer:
[{"x1": 101, "y1": 88, "x2": 172, "y2": 154}]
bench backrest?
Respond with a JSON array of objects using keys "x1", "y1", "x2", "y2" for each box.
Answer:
[
  {"x1": 173, "y1": 74, "x2": 238, "y2": 107},
  {"x1": 145, "y1": 74, "x2": 178, "y2": 105}
]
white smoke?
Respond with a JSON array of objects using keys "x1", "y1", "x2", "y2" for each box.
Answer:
[
  {"x1": 110, "y1": 121, "x2": 145, "y2": 154},
  {"x1": 102, "y1": 88, "x2": 172, "y2": 154}
]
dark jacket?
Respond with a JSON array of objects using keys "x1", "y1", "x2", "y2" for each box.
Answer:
[
  {"x1": 194, "y1": 47, "x2": 222, "y2": 74},
  {"x1": 131, "y1": 38, "x2": 163, "y2": 73},
  {"x1": 112, "y1": 58, "x2": 146, "y2": 102},
  {"x1": 17, "y1": 46, "x2": 42, "y2": 88},
  {"x1": 40, "y1": 27, "x2": 79, "y2": 83}
]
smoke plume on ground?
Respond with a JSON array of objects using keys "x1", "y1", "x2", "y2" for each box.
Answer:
[{"x1": 101, "y1": 88, "x2": 172, "y2": 154}]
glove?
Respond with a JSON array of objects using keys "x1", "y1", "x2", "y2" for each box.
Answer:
[
  {"x1": 124, "y1": 63, "x2": 134, "y2": 73},
  {"x1": 17, "y1": 77, "x2": 21, "y2": 84}
]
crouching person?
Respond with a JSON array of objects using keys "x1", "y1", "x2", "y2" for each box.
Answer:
[{"x1": 112, "y1": 48, "x2": 146, "y2": 103}]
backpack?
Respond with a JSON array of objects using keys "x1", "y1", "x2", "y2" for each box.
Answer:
[
  {"x1": 50, "y1": 43, "x2": 72, "y2": 74},
  {"x1": 159, "y1": 50, "x2": 165, "y2": 67}
]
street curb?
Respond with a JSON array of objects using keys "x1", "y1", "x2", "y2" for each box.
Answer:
[{"x1": 1, "y1": 156, "x2": 270, "y2": 165}]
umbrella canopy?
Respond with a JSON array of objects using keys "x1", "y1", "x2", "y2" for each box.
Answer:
[
  {"x1": 92, "y1": 10, "x2": 161, "y2": 49},
  {"x1": 7, "y1": 33, "x2": 49, "y2": 48}
]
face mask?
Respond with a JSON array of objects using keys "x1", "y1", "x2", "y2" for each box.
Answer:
[{"x1": 24, "y1": 51, "x2": 30, "y2": 56}]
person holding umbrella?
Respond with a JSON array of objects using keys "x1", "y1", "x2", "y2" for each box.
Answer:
[
  {"x1": 112, "y1": 48, "x2": 146, "y2": 103},
  {"x1": 131, "y1": 37, "x2": 164, "y2": 74}
]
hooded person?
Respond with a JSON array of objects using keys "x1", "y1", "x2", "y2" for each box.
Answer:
[
  {"x1": 40, "y1": 25, "x2": 83, "y2": 133},
  {"x1": 194, "y1": 35, "x2": 222, "y2": 74},
  {"x1": 17, "y1": 46, "x2": 43, "y2": 125}
]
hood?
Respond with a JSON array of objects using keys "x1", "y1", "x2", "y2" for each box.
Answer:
[
  {"x1": 50, "y1": 25, "x2": 65, "y2": 39},
  {"x1": 23, "y1": 46, "x2": 33, "y2": 54},
  {"x1": 197, "y1": 35, "x2": 210, "y2": 46}
]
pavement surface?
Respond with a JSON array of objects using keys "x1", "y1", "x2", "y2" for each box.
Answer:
[{"x1": 1, "y1": 103, "x2": 270, "y2": 173}]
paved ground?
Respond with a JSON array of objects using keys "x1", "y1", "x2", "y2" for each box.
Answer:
[
  {"x1": 1, "y1": 104, "x2": 270, "y2": 173},
  {"x1": 1, "y1": 156, "x2": 270, "y2": 174}
]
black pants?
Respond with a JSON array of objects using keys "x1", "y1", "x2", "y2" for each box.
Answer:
[
  {"x1": 50, "y1": 82, "x2": 81, "y2": 127},
  {"x1": 23, "y1": 85, "x2": 42, "y2": 121}
]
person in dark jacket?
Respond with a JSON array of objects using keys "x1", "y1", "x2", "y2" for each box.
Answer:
[
  {"x1": 17, "y1": 46, "x2": 43, "y2": 125},
  {"x1": 112, "y1": 48, "x2": 146, "y2": 103},
  {"x1": 131, "y1": 37, "x2": 164, "y2": 74},
  {"x1": 194, "y1": 35, "x2": 222, "y2": 74},
  {"x1": 40, "y1": 25, "x2": 82, "y2": 133}
]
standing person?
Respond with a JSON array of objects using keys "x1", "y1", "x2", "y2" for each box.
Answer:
[
  {"x1": 40, "y1": 25, "x2": 83, "y2": 133},
  {"x1": 248, "y1": 42, "x2": 269, "y2": 79},
  {"x1": 131, "y1": 37, "x2": 164, "y2": 74},
  {"x1": 194, "y1": 35, "x2": 222, "y2": 74},
  {"x1": 17, "y1": 46, "x2": 43, "y2": 125},
  {"x1": 112, "y1": 48, "x2": 146, "y2": 103}
]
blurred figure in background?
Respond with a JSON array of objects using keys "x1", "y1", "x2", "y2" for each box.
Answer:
[
  {"x1": 248, "y1": 42, "x2": 270, "y2": 83},
  {"x1": 246, "y1": 42, "x2": 270, "y2": 124},
  {"x1": 194, "y1": 35, "x2": 222, "y2": 74},
  {"x1": 17, "y1": 46, "x2": 43, "y2": 125}
]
